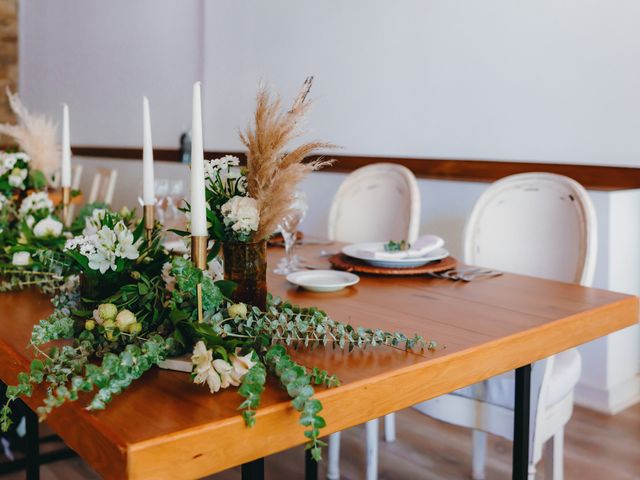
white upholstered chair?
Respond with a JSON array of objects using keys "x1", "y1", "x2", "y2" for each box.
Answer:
[
  {"x1": 326, "y1": 163, "x2": 421, "y2": 480},
  {"x1": 88, "y1": 167, "x2": 118, "y2": 206},
  {"x1": 413, "y1": 173, "x2": 597, "y2": 480}
]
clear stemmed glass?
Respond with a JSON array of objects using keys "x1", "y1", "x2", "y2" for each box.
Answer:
[
  {"x1": 154, "y1": 178, "x2": 170, "y2": 223},
  {"x1": 273, "y1": 190, "x2": 308, "y2": 275}
]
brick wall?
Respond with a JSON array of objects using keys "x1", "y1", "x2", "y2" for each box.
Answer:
[{"x1": 0, "y1": 0, "x2": 17, "y2": 128}]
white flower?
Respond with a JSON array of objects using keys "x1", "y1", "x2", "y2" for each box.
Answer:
[
  {"x1": 2, "y1": 155, "x2": 16, "y2": 172},
  {"x1": 161, "y1": 262, "x2": 175, "y2": 291},
  {"x1": 229, "y1": 349, "x2": 256, "y2": 385},
  {"x1": 204, "y1": 155, "x2": 240, "y2": 181},
  {"x1": 11, "y1": 251, "x2": 31, "y2": 266},
  {"x1": 65, "y1": 217, "x2": 140, "y2": 273},
  {"x1": 0, "y1": 193, "x2": 8, "y2": 210},
  {"x1": 206, "y1": 257, "x2": 224, "y2": 282},
  {"x1": 8, "y1": 168, "x2": 27, "y2": 188},
  {"x1": 113, "y1": 221, "x2": 139, "y2": 260},
  {"x1": 213, "y1": 359, "x2": 236, "y2": 388},
  {"x1": 220, "y1": 196, "x2": 259, "y2": 235},
  {"x1": 83, "y1": 209, "x2": 107, "y2": 236},
  {"x1": 87, "y1": 248, "x2": 116, "y2": 274},
  {"x1": 191, "y1": 341, "x2": 222, "y2": 394},
  {"x1": 19, "y1": 191, "x2": 54, "y2": 218},
  {"x1": 33, "y1": 216, "x2": 63, "y2": 238},
  {"x1": 0, "y1": 152, "x2": 27, "y2": 176}
]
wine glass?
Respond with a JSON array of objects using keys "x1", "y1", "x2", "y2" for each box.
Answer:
[
  {"x1": 163, "y1": 180, "x2": 185, "y2": 242},
  {"x1": 154, "y1": 178, "x2": 170, "y2": 223},
  {"x1": 273, "y1": 190, "x2": 308, "y2": 275}
]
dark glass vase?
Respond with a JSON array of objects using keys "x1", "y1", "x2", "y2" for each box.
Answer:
[
  {"x1": 79, "y1": 272, "x2": 121, "y2": 300},
  {"x1": 222, "y1": 240, "x2": 267, "y2": 310}
]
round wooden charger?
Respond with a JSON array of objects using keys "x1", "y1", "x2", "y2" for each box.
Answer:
[{"x1": 329, "y1": 253, "x2": 457, "y2": 276}]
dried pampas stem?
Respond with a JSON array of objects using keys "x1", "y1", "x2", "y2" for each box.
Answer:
[
  {"x1": 0, "y1": 89, "x2": 60, "y2": 178},
  {"x1": 241, "y1": 78, "x2": 334, "y2": 239}
]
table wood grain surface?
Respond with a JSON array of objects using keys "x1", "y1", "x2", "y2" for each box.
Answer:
[{"x1": 0, "y1": 245, "x2": 636, "y2": 479}]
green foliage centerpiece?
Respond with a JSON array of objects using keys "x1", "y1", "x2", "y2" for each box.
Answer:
[{"x1": 0, "y1": 82, "x2": 438, "y2": 461}]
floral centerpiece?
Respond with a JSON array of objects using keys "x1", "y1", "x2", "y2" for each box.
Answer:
[
  {"x1": 0, "y1": 152, "x2": 69, "y2": 292},
  {"x1": 0, "y1": 83, "x2": 439, "y2": 462},
  {"x1": 0, "y1": 91, "x2": 84, "y2": 293},
  {"x1": 185, "y1": 78, "x2": 332, "y2": 308},
  {"x1": 1, "y1": 211, "x2": 437, "y2": 460}
]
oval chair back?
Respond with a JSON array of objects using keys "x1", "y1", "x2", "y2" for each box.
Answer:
[
  {"x1": 328, "y1": 163, "x2": 421, "y2": 243},
  {"x1": 464, "y1": 172, "x2": 597, "y2": 286}
]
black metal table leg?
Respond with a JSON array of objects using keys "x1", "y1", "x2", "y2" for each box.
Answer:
[
  {"x1": 241, "y1": 457, "x2": 264, "y2": 480},
  {"x1": 23, "y1": 400, "x2": 40, "y2": 480},
  {"x1": 304, "y1": 449, "x2": 318, "y2": 480},
  {"x1": 513, "y1": 364, "x2": 531, "y2": 480}
]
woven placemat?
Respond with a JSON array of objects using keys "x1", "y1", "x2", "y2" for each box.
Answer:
[{"x1": 329, "y1": 253, "x2": 457, "y2": 276}]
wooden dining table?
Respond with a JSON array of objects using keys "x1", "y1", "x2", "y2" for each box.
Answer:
[{"x1": 0, "y1": 244, "x2": 637, "y2": 480}]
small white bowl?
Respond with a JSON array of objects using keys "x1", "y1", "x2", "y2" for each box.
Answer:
[{"x1": 286, "y1": 270, "x2": 360, "y2": 292}]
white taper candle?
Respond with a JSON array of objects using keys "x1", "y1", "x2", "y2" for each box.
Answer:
[
  {"x1": 190, "y1": 82, "x2": 207, "y2": 236},
  {"x1": 142, "y1": 96, "x2": 155, "y2": 205},
  {"x1": 61, "y1": 104, "x2": 71, "y2": 188}
]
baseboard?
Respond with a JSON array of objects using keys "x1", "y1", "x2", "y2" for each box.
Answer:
[{"x1": 574, "y1": 375, "x2": 640, "y2": 415}]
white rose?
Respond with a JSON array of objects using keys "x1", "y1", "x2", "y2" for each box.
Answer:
[
  {"x1": 12, "y1": 251, "x2": 31, "y2": 266},
  {"x1": 221, "y1": 196, "x2": 260, "y2": 235},
  {"x1": 33, "y1": 217, "x2": 64, "y2": 238}
]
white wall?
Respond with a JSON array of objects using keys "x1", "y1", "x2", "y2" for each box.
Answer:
[
  {"x1": 20, "y1": 0, "x2": 203, "y2": 147},
  {"x1": 21, "y1": 0, "x2": 640, "y2": 166}
]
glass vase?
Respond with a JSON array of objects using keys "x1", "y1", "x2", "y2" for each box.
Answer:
[{"x1": 222, "y1": 240, "x2": 268, "y2": 310}]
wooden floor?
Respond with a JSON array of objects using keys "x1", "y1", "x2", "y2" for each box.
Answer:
[{"x1": 2, "y1": 404, "x2": 638, "y2": 479}]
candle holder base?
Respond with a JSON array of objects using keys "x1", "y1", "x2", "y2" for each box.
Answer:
[
  {"x1": 61, "y1": 187, "x2": 71, "y2": 226},
  {"x1": 143, "y1": 205, "x2": 155, "y2": 242},
  {"x1": 191, "y1": 236, "x2": 208, "y2": 323}
]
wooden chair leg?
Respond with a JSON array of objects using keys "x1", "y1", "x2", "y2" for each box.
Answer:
[
  {"x1": 327, "y1": 432, "x2": 341, "y2": 480},
  {"x1": 471, "y1": 429, "x2": 487, "y2": 480},
  {"x1": 365, "y1": 418, "x2": 379, "y2": 480},
  {"x1": 544, "y1": 428, "x2": 564, "y2": 480},
  {"x1": 383, "y1": 413, "x2": 396, "y2": 443}
]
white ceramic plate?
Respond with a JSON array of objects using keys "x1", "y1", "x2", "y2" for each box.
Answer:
[
  {"x1": 342, "y1": 243, "x2": 450, "y2": 268},
  {"x1": 286, "y1": 270, "x2": 360, "y2": 292}
]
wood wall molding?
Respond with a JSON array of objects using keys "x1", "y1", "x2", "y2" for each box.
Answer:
[{"x1": 71, "y1": 145, "x2": 640, "y2": 191}]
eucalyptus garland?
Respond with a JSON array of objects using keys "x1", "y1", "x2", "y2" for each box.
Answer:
[{"x1": 0, "y1": 210, "x2": 438, "y2": 460}]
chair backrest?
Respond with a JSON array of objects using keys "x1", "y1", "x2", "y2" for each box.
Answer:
[
  {"x1": 328, "y1": 163, "x2": 420, "y2": 243},
  {"x1": 71, "y1": 164, "x2": 83, "y2": 190},
  {"x1": 88, "y1": 168, "x2": 118, "y2": 205},
  {"x1": 51, "y1": 164, "x2": 84, "y2": 190},
  {"x1": 463, "y1": 172, "x2": 597, "y2": 286}
]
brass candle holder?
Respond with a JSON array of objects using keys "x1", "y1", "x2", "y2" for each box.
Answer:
[
  {"x1": 61, "y1": 186, "x2": 71, "y2": 227},
  {"x1": 143, "y1": 205, "x2": 155, "y2": 242},
  {"x1": 191, "y1": 235, "x2": 208, "y2": 323}
]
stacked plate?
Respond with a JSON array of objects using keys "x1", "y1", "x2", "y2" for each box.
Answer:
[{"x1": 342, "y1": 237, "x2": 449, "y2": 269}]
